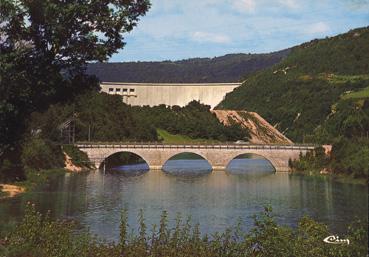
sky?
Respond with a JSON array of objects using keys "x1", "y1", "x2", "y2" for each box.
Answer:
[{"x1": 110, "y1": 0, "x2": 369, "y2": 62}]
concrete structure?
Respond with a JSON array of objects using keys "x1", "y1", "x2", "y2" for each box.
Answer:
[
  {"x1": 77, "y1": 143, "x2": 316, "y2": 172},
  {"x1": 100, "y1": 82, "x2": 241, "y2": 109}
]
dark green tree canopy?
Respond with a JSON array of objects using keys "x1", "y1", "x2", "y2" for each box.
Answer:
[
  {"x1": 0, "y1": 0, "x2": 150, "y2": 173},
  {"x1": 1, "y1": 0, "x2": 150, "y2": 68}
]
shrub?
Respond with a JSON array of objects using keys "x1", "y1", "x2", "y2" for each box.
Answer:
[{"x1": 21, "y1": 138, "x2": 64, "y2": 170}]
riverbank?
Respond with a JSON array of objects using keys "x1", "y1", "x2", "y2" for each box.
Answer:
[
  {"x1": 0, "y1": 169, "x2": 67, "y2": 200},
  {"x1": 290, "y1": 169, "x2": 368, "y2": 185},
  {"x1": 0, "y1": 184, "x2": 25, "y2": 199}
]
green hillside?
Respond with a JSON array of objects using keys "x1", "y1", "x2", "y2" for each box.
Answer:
[
  {"x1": 218, "y1": 27, "x2": 369, "y2": 142},
  {"x1": 87, "y1": 50, "x2": 289, "y2": 83}
]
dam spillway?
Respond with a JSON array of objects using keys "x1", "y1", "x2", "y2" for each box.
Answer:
[{"x1": 100, "y1": 82, "x2": 241, "y2": 109}]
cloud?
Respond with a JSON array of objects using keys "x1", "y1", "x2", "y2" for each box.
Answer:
[
  {"x1": 279, "y1": 0, "x2": 299, "y2": 9},
  {"x1": 191, "y1": 32, "x2": 231, "y2": 44},
  {"x1": 232, "y1": 0, "x2": 256, "y2": 13},
  {"x1": 304, "y1": 22, "x2": 330, "y2": 34},
  {"x1": 111, "y1": 0, "x2": 369, "y2": 61}
]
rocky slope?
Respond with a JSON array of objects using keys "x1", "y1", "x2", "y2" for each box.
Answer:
[{"x1": 212, "y1": 110, "x2": 292, "y2": 144}]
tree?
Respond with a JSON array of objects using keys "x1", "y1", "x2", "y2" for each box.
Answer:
[{"x1": 0, "y1": 0, "x2": 150, "y2": 179}]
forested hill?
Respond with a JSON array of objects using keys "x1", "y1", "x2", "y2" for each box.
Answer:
[
  {"x1": 87, "y1": 50, "x2": 290, "y2": 83},
  {"x1": 218, "y1": 26, "x2": 369, "y2": 142}
]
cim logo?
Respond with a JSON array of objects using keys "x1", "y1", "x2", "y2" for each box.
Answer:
[{"x1": 323, "y1": 235, "x2": 350, "y2": 245}]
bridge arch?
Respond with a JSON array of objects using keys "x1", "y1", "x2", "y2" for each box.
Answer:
[
  {"x1": 98, "y1": 151, "x2": 150, "y2": 171},
  {"x1": 162, "y1": 152, "x2": 213, "y2": 174},
  {"x1": 225, "y1": 153, "x2": 276, "y2": 174}
]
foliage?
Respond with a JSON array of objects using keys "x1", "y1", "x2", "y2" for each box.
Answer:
[
  {"x1": 289, "y1": 147, "x2": 329, "y2": 172},
  {"x1": 0, "y1": 0, "x2": 149, "y2": 180},
  {"x1": 27, "y1": 92, "x2": 158, "y2": 143},
  {"x1": 290, "y1": 138, "x2": 369, "y2": 179},
  {"x1": 28, "y1": 93, "x2": 249, "y2": 144},
  {"x1": 314, "y1": 99, "x2": 369, "y2": 142},
  {"x1": 1, "y1": 0, "x2": 150, "y2": 66},
  {"x1": 0, "y1": 136, "x2": 65, "y2": 182},
  {"x1": 1, "y1": 202, "x2": 91, "y2": 257},
  {"x1": 15, "y1": 169, "x2": 66, "y2": 192},
  {"x1": 1, "y1": 204, "x2": 367, "y2": 257},
  {"x1": 218, "y1": 26, "x2": 369, "y2": 178},
  {"x1": 0, "y1": 147, "x2": 26, "y2": 182},
  {"x1": 218, "y1": 27, "x2": 369, "y2": 142},
  {"x1": 290, "y1": 98, "x2": 369, "y2": 179},
  {"x1": 87, "y1": 50, "x2": 290, "y2": 83},
  {"x1": 21, "y1": 137, "x2": 64, "y2": 170},
  {"x1": 63, "y1": 145, "x2": 93, "y2": 169},
  {"x1": 133, "y1": 101, "x2": 250, "y2": 142},
  {"x1": 329, "y1": 138, "x2": 369, "y2": 178},
  {"x1": 76, "y1": 92, "x2": 158, "y2": 142}
]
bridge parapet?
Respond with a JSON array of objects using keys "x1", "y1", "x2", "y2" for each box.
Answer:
[{"x1": 76, "y1": 143, "x2": 317, "y2": 150}]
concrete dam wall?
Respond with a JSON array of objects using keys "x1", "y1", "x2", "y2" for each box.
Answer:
[{"x1": 100, "y1": 82, "x2": 241, "y2": 109}]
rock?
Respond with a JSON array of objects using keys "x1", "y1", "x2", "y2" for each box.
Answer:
[
  {"x1": 64, "y1": 152, "x2": 83, "y2": 172},
  {"x1": 320, "y1": 168, "x2": 330, "y2": 174}
]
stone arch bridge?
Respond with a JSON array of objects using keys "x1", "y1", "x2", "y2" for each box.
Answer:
[{"x1": 77, "y1": 143, "x2": 317, "y2": 172}]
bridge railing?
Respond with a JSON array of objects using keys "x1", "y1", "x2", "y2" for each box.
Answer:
[{"x1": 74, "y1": 142, "x2": 318, "y2": 150}]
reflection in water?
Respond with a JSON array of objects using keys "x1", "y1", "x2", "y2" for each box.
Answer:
[
  {"x1": 101, "y1": 152, "x2": 149, "y2": 176},
  {"x1": 107, "y1": 163, "x2": 149, "y2": 176},
  {"x1": 162, "y1": 153, "x2": 212, "y2": 176},
  {"x1": 163, "y1": 160, "x2": 212, "y2": 176},
  {"x1": 0, "y1": 161, "x2": 367, "y2": 243},
  {"x1": 226, "y1": 154, "x2": 275, "y2": 175}
]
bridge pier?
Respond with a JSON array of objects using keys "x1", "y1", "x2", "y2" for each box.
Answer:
[{"x1": 149, "y1": 165, "x2": 163, "y2": 170}]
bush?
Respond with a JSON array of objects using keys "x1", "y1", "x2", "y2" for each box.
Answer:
[
  {"x1": 0, "y1": 146, "x2": 26, "y2": 183},
  {"x1": 21, "y1": 138, "x2": 64, "y2": 170},
  {"x1": 289, "y1": 147, "x2": 329, "y2": 172},
  {"x1": 62, "y1": 145, "x2": 93, "y2": 169}
]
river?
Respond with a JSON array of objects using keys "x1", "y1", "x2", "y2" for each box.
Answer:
[{"x1": 0, "y1": 159, "x2": 367, "y2": 242}]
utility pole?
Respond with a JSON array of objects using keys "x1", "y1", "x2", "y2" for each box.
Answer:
[
  {"x1": 88, "y1": 125, "x2": 91, "y2": 142},
  {"x1": 72, "y1": 120, "x2": 75, "y2": 144}
]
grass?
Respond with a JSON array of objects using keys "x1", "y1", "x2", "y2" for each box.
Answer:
[
  {"x1": 0, "y1": 188, "x2": 9, "y2": 198},
  {"x1": 318, "y1": 73, "x2": 369, "y2": 84},
  {"x1": 157, "y1": 129, "x2": 220, "y2": 144},
  {"x1": 341, "y1": 86, "x2": 369, "y2": 100}
]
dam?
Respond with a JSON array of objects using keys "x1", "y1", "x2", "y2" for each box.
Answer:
[{"x1": 100, "y1": 82, "x2": 241, "y2": 109}]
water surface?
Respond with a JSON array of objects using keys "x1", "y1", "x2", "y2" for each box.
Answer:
[{"x1": 0, "y1": 165, "x2": 367, "y2": 242}]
